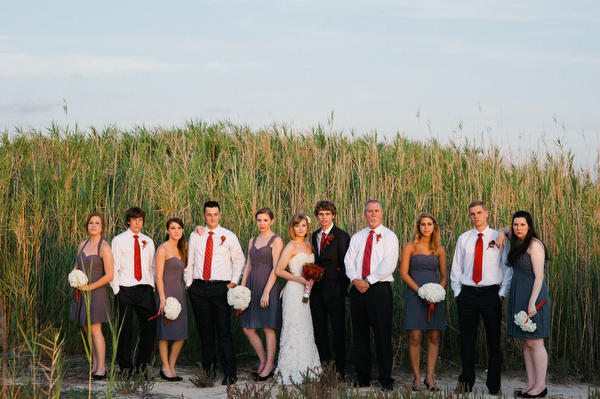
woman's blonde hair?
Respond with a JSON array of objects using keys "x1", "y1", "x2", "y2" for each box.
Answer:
[
  {"x1": 288, "y1": 213, "x2": 310, "y2": 240},
  {"x1": 412, "y1": 212, "x2": 441, "y2": 254}
]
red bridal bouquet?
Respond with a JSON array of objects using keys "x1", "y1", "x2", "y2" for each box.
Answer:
[{"x1": 301, "y1": 263, "x2": 325, "y2": 303}]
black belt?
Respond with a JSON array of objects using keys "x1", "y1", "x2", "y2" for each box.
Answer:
[
  {"x1": 194, "y1": 279, "x2": 229, "y2": 285},
  {"x1": 462, "y1": 284, "x2": 499, "y2": 292}
]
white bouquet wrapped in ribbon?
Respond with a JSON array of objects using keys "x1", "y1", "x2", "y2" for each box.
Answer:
[
  {"x1": 227, "y1": 285, "x2": 251, "y2": 314},
  {"x1": 514, "y1": 311, "x2": 537, "y2": 332},
  {"x1": 68, "y1": 269, "x2": 88, "y2": 288},
  {"x1": 417, "y1": 283, "x2": 446, "y2": 303},
  {"x1": 163, "y1": 297, "x2": 182, "y2": 320},
  {"x1": 417, "y1": 283, "x2": 446, "y2": 323}
]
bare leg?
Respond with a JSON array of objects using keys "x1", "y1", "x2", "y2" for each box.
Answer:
[
  {"x1": 168, "y1": 340, "x2": 185, "y2": 376},
  {"x1": 90, "y1": 323, "x2": 106, "y2": 375},
  {"x1": 408, "y1": 330, "x2": 422, "y2": 389},
  {"x1": 244, "y1": 327, "x2": 266, "y2": 374},
  {"x1": 83, "y1": 325, "x2": 96, "y2": 374},
  {"x1": 259, "y1": 328, "x2": 276, "y2": 377},
  {"x1": 424, "y1": 330, "x2": 440, "y2": 388},
  {"x1": 520, "y1": 339, "x2": 535, "y2": 394},
  {"x1": 159, "y1": 340, "x2": 175, "y2": 377},
  {"x1": 523, "y1": 338, "x2": 547, "y2": 394}
]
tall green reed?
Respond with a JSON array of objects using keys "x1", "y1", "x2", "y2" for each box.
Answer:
[{"x1": 0, "y1": 120, "x2": 598, "y2": 375}]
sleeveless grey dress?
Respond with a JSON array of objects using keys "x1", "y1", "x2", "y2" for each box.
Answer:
[
  {"x1": 506, "y1": 252, "x2": 550, "y2": 339},
  {"x1": 403, "y1": 254, "x2": 446, "y2": 330},
  {"x1": 156, "y1": 257, "x2": 188, "y2": 340},
  {"x1": 241, "y1": 235, "x2": 282, "y2": 329},
  {"x1": 70, "y1": 238, "x2": 113, "y2": 326}
]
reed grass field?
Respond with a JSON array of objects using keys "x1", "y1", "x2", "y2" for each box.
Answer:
[{"x1": 1, "y1": 120, "x2": 599, "y2": 378}]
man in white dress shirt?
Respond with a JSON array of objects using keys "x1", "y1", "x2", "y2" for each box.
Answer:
[
  {"x1": 184, "y1": 201, "x2": 245, "y2": 385},
  {"x1": 344, "y1": 200, "x2": 399, "y2": 391},
  {"x1": 110, "y1": 207, "x2": 156, "y2": 376},
  {"x1": 450, "y1": 201, "x2": 512, "y2": 395}
]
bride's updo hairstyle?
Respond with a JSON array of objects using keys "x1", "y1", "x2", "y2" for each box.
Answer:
[{"x1": 288, "y1": 213, "x2": 310, "y2": 240}]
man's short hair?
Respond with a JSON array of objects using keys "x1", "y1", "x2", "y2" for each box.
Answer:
[
  {"x1": 125, "y1": 207, "x2": 146, "y2": 225},
  {"x1": 364, "y1": 199, "x2": 382, "y2": 213},
  {"x1": 203, "y1": 201, "x2": 221, "y2": 213},
  {"x1": 313, "y1": 200, "x2": 337, "y2": 217},
  {"x1": 468, "y1": 201, "x2": 487, "y2": 212}
]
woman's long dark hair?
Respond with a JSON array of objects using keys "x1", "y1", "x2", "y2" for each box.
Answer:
[
  {"x1": 506, "y1": 211, "x2": 549, "y2": 266},
  {"x1": 165, "y1": 218, "x2": 187, "y2": 265}
]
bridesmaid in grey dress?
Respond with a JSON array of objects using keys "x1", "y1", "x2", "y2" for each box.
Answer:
[
  {"x1": 399, "y1": 213, "x2": 447, "y2": 391},
  {"x1": 70, "y1": 213, "x2": 114, "y2": 380},
  {"x1": 155, "y1": 218, "x2": 188, "y2": 381},
  {"x1": 497, "y1": 211, "x2": 550, "y2": 398},
  {"x1": 240, "y1": 207, "x2": 284, "y2": 381}
]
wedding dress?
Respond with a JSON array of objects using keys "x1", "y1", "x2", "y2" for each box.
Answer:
[{"x1": 275, "y1": 252, "x2": 322, "y2": 384}]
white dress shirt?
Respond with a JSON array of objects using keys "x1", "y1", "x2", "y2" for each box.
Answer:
[
  {"x1": 110, "y1": 228, "x2": 156, "y2": 295},
  {"x1": 318, "y1": 224, "x2": 334, "y2": 254},
  {"x1": 184, "y1": 225, "x2": 246, "y2": 287},
  {"x1": 344, "y1": 225, "x2": 399, "y2": 284},
  {"x1": 450, "y1": 226, "x2": 513, "y2": 297}
]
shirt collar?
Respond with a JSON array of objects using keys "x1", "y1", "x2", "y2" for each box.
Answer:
[
  {"x1": 369, "y1": 224, "x2": 384, "y2": 234},
  {"x1": 472, "y1": 225, "x2": 491, "y2": 237},
  {"x1": 321, "y1": 224, "x2": 334, "y2": 235},
  {"x1": 206, "y1": 225, "x2": 221, "y2": 235}
]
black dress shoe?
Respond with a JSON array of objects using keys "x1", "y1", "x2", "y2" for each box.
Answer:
[
  {"x1": 351, "y1": 379, "x2": 370, "y2": 388},
  {"x1": 159, "y1": 369, "x2": 180, "y2": 382},
  {"x1": 380, "y1": 383, "x2": 394, "y2": 392},
  {"x1": 489, "y1": 389, "x2": 501, "y2": 395},
  {"x1": 251, "y1": 372, "x2": 259, "y2": 380},
  {"x1": 92, "y1": 373, "x2": 106, "y2": 381},
  {"x1": 256, "y1": 369, "x2": 275, "y2": 381},
  {"x1": 522, "y1": 387, "x2": 547, "y2": 398},
  {"x1": 221, "y1": 376, "x2": 237, "y2": 385},
  {"x1": 424, "y1": 381, "x2": 440, "y2": 392}
]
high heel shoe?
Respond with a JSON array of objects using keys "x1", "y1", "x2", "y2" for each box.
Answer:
[
  {"x1": 522, "y1": 387, "x2": 547, "y2": 398},
  {"x1": 160, "y1": 369, "x2": 181, "y2": 382},
  {"x1": 92, "y1": 373, "x2": 106, "y2": 381},
  {"x1": 256, "y1": 368, "x2": 275, "y2": 381},
  {"x1": 251, "y1": 372, "x2": 259, "y2": 380},
  {"x1": 424, "y1": 380, "x2": 440, "y2": 392}
]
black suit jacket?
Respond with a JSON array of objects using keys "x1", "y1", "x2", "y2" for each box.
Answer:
[{"x1": 311, "y1": 225, "x2": 351, "y2": 302}]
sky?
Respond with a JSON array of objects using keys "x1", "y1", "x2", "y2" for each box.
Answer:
[{"x1": 1, "y1": 1, "x2": 599, "y2": 166}]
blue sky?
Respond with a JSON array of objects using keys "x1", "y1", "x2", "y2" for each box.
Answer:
[{"x1": 1, "y1": 1, "x2": 599, "y2": 164}]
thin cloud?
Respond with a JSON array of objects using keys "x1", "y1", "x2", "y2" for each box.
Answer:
[{"x1": 0, "y1": 100, "x2": 59, "y2": 114}]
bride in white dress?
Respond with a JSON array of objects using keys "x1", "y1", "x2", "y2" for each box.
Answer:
[{"x1": 275, "y1": 213, "x2": 322, "y2": 384}]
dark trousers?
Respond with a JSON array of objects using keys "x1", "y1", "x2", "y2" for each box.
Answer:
[
  {"x1": 116, "y1": 285, "x2": 156, "y2": 373},
  {"x1": 349, "y1": 283, "x2": 394, "y2": 386},
  {"x1": 310, "y1": 293, "x2": 347, "y2": 376},
  {"x1": 456, "y1": 286, "x2": 502, "y2": 392},
  {"x1": 188, "y1": 280, "x2": 236, "y2": 378}
]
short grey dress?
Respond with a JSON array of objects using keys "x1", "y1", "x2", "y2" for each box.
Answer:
[
  {"x1": 70, "y1": 238, "x2": 113, "y2": 326},
  {"x1": 403, "y1": 254, "x2": 446, "y2": 330},
  {"x1": 506, "y1": 252, "x2": 550, "y2": 339},
  {"x1": 156, "y1": 257, "x2": 188, "y2": 340},
  {"x1": 241, "y1": 235, "x2": 282, "y2": 329}
]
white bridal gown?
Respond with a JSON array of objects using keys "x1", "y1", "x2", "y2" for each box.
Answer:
[{"x1": 275, "y1": 252, "x2": 322, "y2": 384}]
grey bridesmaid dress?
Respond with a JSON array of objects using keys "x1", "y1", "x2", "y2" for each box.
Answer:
[
  {"x1": 156, "y1": 257, "x2": 188, "y2": 340},
  {"x1": 403, "y1": 254, "x2": 446, "y2": 330}
]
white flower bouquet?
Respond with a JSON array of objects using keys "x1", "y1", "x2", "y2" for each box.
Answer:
[
  {"x1": 68, "y1": 269, "x2": 88, "y2": 302},
  {"x1": 514, "y1": 298, "x2": 549, "y2": 333},
  {"x1": 163, "y1": 297, "x2": 182, "y2": 321},
  {"x1": 417, "y1": 283, "x2": 446, "y2": 322},
  {"x1": 227, "y1": 285, "x2": 251, "y2": 314}
]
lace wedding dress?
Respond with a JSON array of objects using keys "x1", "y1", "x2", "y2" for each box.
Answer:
[{"x1": 276, "y1": 252, "x2": 322, "y2": 384}]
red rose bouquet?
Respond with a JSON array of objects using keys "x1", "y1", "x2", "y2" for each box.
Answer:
[{"x1": 301, "y1": 263, "x2": 325, "y2": 303}]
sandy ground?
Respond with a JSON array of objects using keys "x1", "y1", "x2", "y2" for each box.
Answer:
[{"x1": 56, "y1": 360, "x2": 597, "y2": 399}]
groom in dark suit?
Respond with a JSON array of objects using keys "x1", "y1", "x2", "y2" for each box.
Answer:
[{"x1": 310, "y1": 200, "x2": 351, "y2": 379}]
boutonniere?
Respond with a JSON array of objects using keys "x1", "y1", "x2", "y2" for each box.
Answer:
[
  {"x1": 487, "y1": 240, "x2": 496, "y2": 250},
  {"x1": 325, "y1": 234, "x2": 334, "y2": 245},
  {"x1": 141, "y1": 240, "x2": 148, "y2": 249},
  {"x1": 375, "y1": 234, "x2": 382, "y2": 243},
  {"x1": 220, "y1": 236, "x2": 226, "y2": 246}
]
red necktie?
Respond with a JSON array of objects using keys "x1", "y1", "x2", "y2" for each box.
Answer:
[
  {"x1": 203, "y1": 231, "x2": 214, "y2": 280},
  {"x1": 320, "y1": 230, "x2": 327, "y2": 255},
  {"x1": 361, "y1": 230, "x2": 375, "y2": 279},
  {"x1": 472, "y1": 232, "x2": 483, "y2": 284},
  {"x1": 133, "y1": 235, "x2": 142, "y2": 281}
]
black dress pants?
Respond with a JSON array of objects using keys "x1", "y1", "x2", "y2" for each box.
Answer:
[
  {"x1": 310, "y1": 293, "x2": 347, "y2": 376},
  {"x1": 456, "y1": 285, "x2": 502, "y2": 392},
  {"x1": 116, "y1": 285, "x2": 156, "y2": 373},
  {"x1": 349, "y1": 282, "x2": 394, "y2": 386},
  {"x1": 188, "y1": 280, "x2": 236, "y2": 378}
]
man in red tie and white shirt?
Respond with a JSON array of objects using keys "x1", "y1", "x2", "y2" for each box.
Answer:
[
  {"x1": 450, "y1": 201, "x2": 512, "y2": 395},
  {"x1": 185, "y1": 201, "x2": 245, "y2": 385},
  {"x1": 344, "y1": 200, "x2": 399, "y2": 391},
  {"x1": 110, "y1": 207, "x2": 156, "y2": 376}
]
